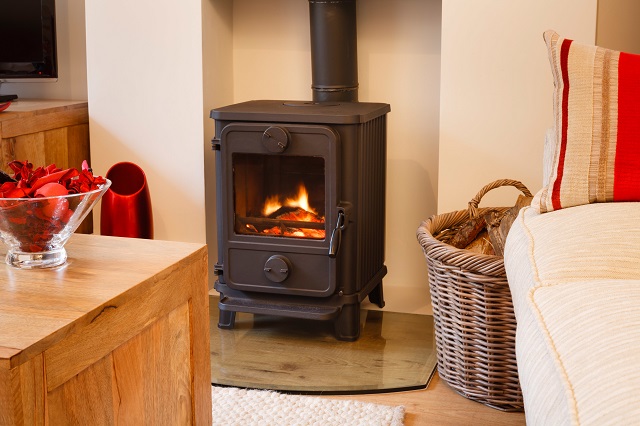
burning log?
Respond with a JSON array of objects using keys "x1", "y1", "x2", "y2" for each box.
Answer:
[
  {"x1": 263, "y1": 226, "x2": 283, "y2": 236},
  {"x1": 237, "y1": 206, "x2": 327, "y2": 239},
  {"x1": 263, "y1": 206, "x2": 326, "y2": 238},
  {"x1": 239, "y1": 184, "x2": 327, "y2": 239},
  {"x1": 288, "y1": 228, "x2": 326, "y2": 239},
  {"x1": 261, "y1": 224, "x2": 325, "y2": 239},
  {"x1": 267, "y1": 206, "x2": 324, "y2": 223}
]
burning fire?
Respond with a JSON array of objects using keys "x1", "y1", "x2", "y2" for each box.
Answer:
[
  {"x1": 262, "y1": 184, "x2": 319, "y2": 219},
  {"x1": 251, "y1": 184, "x2": 325, "y2": 239}
]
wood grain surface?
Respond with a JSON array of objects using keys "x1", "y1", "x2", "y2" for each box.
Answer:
[
  {"x1": 0, "y1": 234, "x2": 211, "y2": 425},
  {"x1": 327, "y1": 373, "x2": 526, "y2": 426}
]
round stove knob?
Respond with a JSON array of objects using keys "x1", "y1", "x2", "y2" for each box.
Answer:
[
  {"x1": 263, "y1": 255, "x2": 292, "y2": 283},
  {"x1": 262, "y1": 126, "x2": 289, "y2": 153}
]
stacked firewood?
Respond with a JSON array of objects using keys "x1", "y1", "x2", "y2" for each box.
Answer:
[{"x1": 448, "y1": 195, "x2": 532, "y2": 257}]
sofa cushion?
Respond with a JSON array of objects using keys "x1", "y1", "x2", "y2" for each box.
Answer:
[
  {"x1": 517, "y1": 279, "x2": 640, "y2": 425},
  {"x1": 505, "y1": 202, "x2": 640, "y2": 425},
  {"x1": 535, "y1": 30, "x2": 640, "y2": 213},
  {"x1": 509, "y1": 203, "x2": 640, "y2": 302}
]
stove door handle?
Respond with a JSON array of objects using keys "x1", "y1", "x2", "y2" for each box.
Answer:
[
  {"x1": 329, "y1": 211, "x2": 346, "y2": 258},
  {"x1": 329, "y1": 227, "x2": 341, "y2": 258}
]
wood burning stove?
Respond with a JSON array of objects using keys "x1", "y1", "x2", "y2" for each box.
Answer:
[
  {"x1": 209, "y1": 0, "x2": 390, "y2": 340},
  {"x1": 211, "y1": 100, "x2": 389, "y2": 340}
]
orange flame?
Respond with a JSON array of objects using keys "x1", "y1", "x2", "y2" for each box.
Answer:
[
  {"x1": 262, "y1": 195, "x2": 281, "y2": 217},
  {"x1": 262, "y1": 184, "x2": 318, "y2": 217}
]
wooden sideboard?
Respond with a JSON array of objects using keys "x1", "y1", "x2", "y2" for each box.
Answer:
[
  {"x1": 0, "y1": 235, "x2": 212, "y2": 425},
  {"x1": 0, "y1": 100, "x2": 93, "y2": 233}
]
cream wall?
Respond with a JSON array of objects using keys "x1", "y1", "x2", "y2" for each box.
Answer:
[
  {"x1": 438, "y1": 0, "x2": 598, "y2": 214},
  {"x1": 84, "y1": 0, "x2": 207, "y2": 244}
]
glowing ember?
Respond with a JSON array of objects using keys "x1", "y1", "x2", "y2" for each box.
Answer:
[
  {"x1": 275, "y1": 207, "x2": 323, "y2": 223},
  {"x1": 261, "y1": 225, "x2": 325, "y2": 239}
]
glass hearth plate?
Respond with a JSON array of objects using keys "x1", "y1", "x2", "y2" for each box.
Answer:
[{"x1": 209, "y1": 295, "x2": 437, "y2": 394}]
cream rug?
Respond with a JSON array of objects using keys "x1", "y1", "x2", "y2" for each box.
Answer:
[{"x1": 211, "y1": 386, "x2": 405, "y2": 426}]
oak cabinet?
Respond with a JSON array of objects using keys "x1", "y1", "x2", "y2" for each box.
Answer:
[{"x1": 0, "y1": 235, "x2": 212, "y2": 425}]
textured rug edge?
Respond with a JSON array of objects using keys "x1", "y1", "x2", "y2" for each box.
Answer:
[{"x1": 212, "y1": 385, "x2": 405, "y2": 426}]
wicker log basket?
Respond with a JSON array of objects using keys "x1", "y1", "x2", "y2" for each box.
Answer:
[{"x1": 417, "y1": 179, "x2": 532, "y2": 412}]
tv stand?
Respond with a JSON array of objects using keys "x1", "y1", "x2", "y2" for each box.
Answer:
[{"x1": 0, "y1": 94, "x2": 18, "y2": 103}]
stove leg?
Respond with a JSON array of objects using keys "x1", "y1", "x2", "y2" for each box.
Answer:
[
  {"x1": 334, "y1": 303, "x2": 360, "y2": 341},
  {"x1": 218, "y1": 310, "x2": 236, "y2": 329},
  {"x1": 368, "y1": 282, "x2": 385, "y2": 308}
]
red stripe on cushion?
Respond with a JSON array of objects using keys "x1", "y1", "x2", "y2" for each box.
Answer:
[
  {"x1": 614, "y1": 52, "x2": 640, "y2": 201},
  {"x1": 551, "y1": 38, "x2": 573, "y2": 210}
]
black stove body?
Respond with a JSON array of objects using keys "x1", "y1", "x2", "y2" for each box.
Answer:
[{"x1": 211, "y1": 100, "x2": 389, "y2": 340}]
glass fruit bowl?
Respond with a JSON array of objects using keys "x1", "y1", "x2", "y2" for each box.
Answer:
[{"x1": 0, "y1": 179, "x2": 111, "y2": 269}]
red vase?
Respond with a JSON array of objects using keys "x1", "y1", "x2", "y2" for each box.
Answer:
[{"x1": 100, "y1": 162, "x2": 153, "y2": 239}]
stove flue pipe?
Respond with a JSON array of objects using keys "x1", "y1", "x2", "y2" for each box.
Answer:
[{"x1": 309, "y1": 0, "x2": 358, "y2": 102}]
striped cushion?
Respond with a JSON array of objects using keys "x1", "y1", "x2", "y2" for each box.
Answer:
[{"x1": 535, "y1": 30, "x2": 640, "y2": 213}]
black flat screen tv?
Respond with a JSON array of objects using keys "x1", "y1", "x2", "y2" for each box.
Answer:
[{"x1": 0, "y1": 0, "x2": 58, "y2": 82}]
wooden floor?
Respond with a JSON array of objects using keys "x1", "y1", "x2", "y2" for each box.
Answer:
[
  {"x1": 210, "y1": 295, "x2": 526, "y2": 425},
  {"x1": 326, "y1": 373, "x2": 525, "y2": 426}
]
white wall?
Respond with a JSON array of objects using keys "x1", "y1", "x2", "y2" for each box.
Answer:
[
  {"x1": 438, "y1": 0, "x2": 598, "y2": 214},
  {"x1": 0, "y1": 0, "x2": 87, "y2": 100},
  {"x1": 84, "y1": 0, "x2": 206, "y2": 244}
]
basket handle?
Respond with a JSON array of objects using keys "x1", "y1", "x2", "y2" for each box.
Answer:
[{"x1": 467, "y1": 179, "x2": 533, "y2": 219}]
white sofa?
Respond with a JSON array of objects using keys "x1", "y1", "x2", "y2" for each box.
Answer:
[
  {"x1": 504, "y1": 202, "x2": 640, "y2": 425},
  {"x1": 503, "y1": 29, "x2": 640, "y2": 424}
]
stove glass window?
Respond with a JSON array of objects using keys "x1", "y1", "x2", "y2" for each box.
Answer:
[{"x1": 233, "y1": 153, "x2": 326, "y2": 239}]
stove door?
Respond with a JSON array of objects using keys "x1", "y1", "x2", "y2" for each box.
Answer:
[{"x1": 217, "y1": 123, "x2": 340, "y2": 297}]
